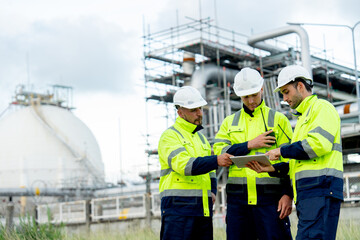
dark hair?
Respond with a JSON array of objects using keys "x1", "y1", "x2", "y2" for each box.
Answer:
[
  {"x1": 292, "y1": 77, "x2": 313, "y2": 92},
  {"x1": 175, "y1": 105, "x2": 180, "y2": 110}
]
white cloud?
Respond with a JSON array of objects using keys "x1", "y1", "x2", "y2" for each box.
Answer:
[
  {"x1": 0, "y1": 0, "x2": 360, "y2": 182},
  {"x1": 0, "y1": 17, "x2": 141, "y2": 93}
]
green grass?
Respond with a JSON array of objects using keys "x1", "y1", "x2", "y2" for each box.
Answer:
[
  {"x1": 328, "y1": 219, "x2": 360, "y2": 240},
  {"x1": 0, "y1": 216, "x2": 64, "y2": 240},
  {"x1": 0, "y1": 216, "x2": 359, "y2": 240},
  {"x1": 288, "y1": 214, "x2": 360, "y2": 240},
  {"x1": 65, "y1": 219, "x2": 360, "y2": 240},
  {"x1": 68, "y1": 227, "x2": 157, "y2": 240}
]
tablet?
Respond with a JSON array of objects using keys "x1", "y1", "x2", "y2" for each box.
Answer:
[{"x1": 230, "y1": 154, "x2": 271, "y2": 168}]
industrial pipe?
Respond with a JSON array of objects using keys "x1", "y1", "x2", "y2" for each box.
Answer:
[
  {"x1": 190, "y1": 64, "x2": 238, "y2": 97},
  {"x1": 248, "y1": 25, "x2": 312, "y2": 77},
  {"x1": 0, "y1": 188, "x2": 94, "y2": 197}
]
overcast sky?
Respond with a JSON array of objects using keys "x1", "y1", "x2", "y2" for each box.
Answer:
[{"x1": 1, "y1": 0, "x2": 359, "y2": 183}]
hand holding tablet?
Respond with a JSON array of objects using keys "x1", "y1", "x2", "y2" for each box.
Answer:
[{"x1": 230, "y1": 154, "x2": 271, "y2": 168}]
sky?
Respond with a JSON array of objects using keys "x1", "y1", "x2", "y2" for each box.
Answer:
[{"x1": 0, "y1": 0, "x2": 359, "y2": 184}]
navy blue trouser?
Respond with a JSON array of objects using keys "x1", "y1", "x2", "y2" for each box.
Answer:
[
  {"x1": 160, "y1": 215, "x2": 213, "y2": 240},
  {"x1": 226, "y1": 203, "x2": 292, "y2": 240},
  {"x1": 295, "y1": 196, "x2": 341, "y2": 240}
]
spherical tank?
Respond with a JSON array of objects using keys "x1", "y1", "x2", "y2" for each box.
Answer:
[{"x1": 0, "y1": 105, "x2": 104, "y2": 188}]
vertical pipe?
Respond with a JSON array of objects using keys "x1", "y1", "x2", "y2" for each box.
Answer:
[
  {"x1": 116, "y1": 197, "x2": 119, "y2": 216},
  {"x1": 85, "y1": 200, "x2": 91, "y2": 233},
  {"x1": 351, "y1": 27, "x2": 360, "y2": 123},
  {"x1": 118, "y1": 118, "x2": 123, "y2": 190},
  {"x1": 345, "y1": 176, "x2": 350, "y2": 200},
  {"x1": 59, "y1": 203, "x2": 63, "y2": 223},
  {"x1": 5, "y1": 197, "x2": 14, "y2": 233},
  {"x1": 91, "y1": 199, "x2": 95, "y2": 221},
  {"x1": 221, "y1": 186, "x2": 226, "y2": 212},
  {"x1": 223, "y1": 67, "x2": 227, "y2": 104},
  {"x1": 226, "y1": 82, "x2": 231, "y2": 116},
  {"x1": 145, "y1": 174, "x2": 152, "y2": 227},
  {"x1": 208, "y1": 107, "x2": 214, "y2": 139},
  {"x1": 219, "y1": 101, "x2": 225, "y2": 127},
  {"x1": 323, "y1": 35, "x2": 332, "y2": 102},
  {"x1": 213, "y1": 102, "x2": 218, "y2": 133},
  {"x1": 325, "y1": 67, "x2": 332, "y2": 102}
]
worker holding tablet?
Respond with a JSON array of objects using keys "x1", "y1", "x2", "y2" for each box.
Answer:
[
  {"x1": 247, "y1": 65, "x2": 343, "y2": 240},
  {"x1": 213, "y1": 67, "x2": 293, "y2": 240}
]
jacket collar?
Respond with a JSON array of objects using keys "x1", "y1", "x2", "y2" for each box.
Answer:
[
  {"x1": 295, "y1": 94, "x2": 317, "y2": 116},
  {"x1": 175, "y1": 117, "x2": 203, "y2": 134},
  {"x1": 243, "y1": 100, "x2": 265, "y2": 117}
]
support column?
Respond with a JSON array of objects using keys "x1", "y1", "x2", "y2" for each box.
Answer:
[{"x1": 5, "y1": 197, "x2": 14, "y2": 233}]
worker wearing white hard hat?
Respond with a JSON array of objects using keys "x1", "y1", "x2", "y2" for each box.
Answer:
[
  {"x1": 247, "y1": 65, "x2": 343, "y2": 240},
  {"x1": 233, "y1": 67, "x2": 264, "y2": 97},
  {"x1": 214, "y1": 68, "x2": 293, "y2": 240},
  {"x1": 173, "y1": 85, "x2": 208, "y2": 109},
  {"x1": 274, "y1": 65, "x2": 313, "y2": 93},
  {"x1": 158, "y1": 86, "x2": 233, "y2": 240}
]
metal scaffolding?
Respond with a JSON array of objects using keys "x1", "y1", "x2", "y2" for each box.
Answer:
[
  {"x1": 142, "y1": 17, "x2": 360, "y2": 198},
  {"x1": 143, "y1": 17, "x2": 360, "y2": 139}
]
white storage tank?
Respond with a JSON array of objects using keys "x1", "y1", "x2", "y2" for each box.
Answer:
[{"x1": 0, "y1": 104, "x2": 104, "y2": 189}]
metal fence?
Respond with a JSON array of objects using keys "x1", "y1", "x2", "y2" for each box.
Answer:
[
  {"x1": 91, "y1": 194, "x2": 146, "y2": 221},
  {"x1": 37, "y1": 200, "x2": 86, "y2": 224},
  {"x1": 151, "y1": 192, "x2": 161, "y2": 217},
  {"x1": 36, "y1": 173, "x2": 360, "y2": 224},
  {"x1": 344, "y1": 172, "x2": 360, "y2": 202}
]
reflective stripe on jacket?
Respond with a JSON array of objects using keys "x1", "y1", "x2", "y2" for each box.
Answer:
[
  {"x1": 213, "y1": 101, "x2": 293, "y2": 205},
  {"x1": 288, "y1": 95, "x2": 343, "y2": 202},
  {"x1": 158, "y1": 117, "x2": 216, "y2": 217}
]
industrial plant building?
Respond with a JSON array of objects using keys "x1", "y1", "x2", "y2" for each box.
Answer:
[{"x1": 1, "y1": 18, "x2": 359, "y2": 229}]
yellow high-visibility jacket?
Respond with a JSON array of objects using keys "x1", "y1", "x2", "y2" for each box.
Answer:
[
  {"x1": 279, "y1": 95, "x2": 343, "y2": 203},
  {"x1": 158, "y1": 117, "x2": 218, "y2": 217},
  {"x1": 214, "y1": 101, "x2": 293, "y2": 205}
]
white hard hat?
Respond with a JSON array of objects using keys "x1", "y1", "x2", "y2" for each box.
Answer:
[
  {"x1": 274, "y1": 65, "x2": 313, "y2": 92},
  {"x1": 233, "y1": 68, "x2": 264, "y2": 97},
  {"x1": 173, "y1": 86, "x2": 207, "y2": 109}
]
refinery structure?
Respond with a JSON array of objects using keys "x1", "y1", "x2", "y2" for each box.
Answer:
[
  {"x1": 143, "y1": 18, "x2": 360, "y2": 213},
  {"x1": 0, "y1": 18, "x2": 360, "y2": 229}
]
